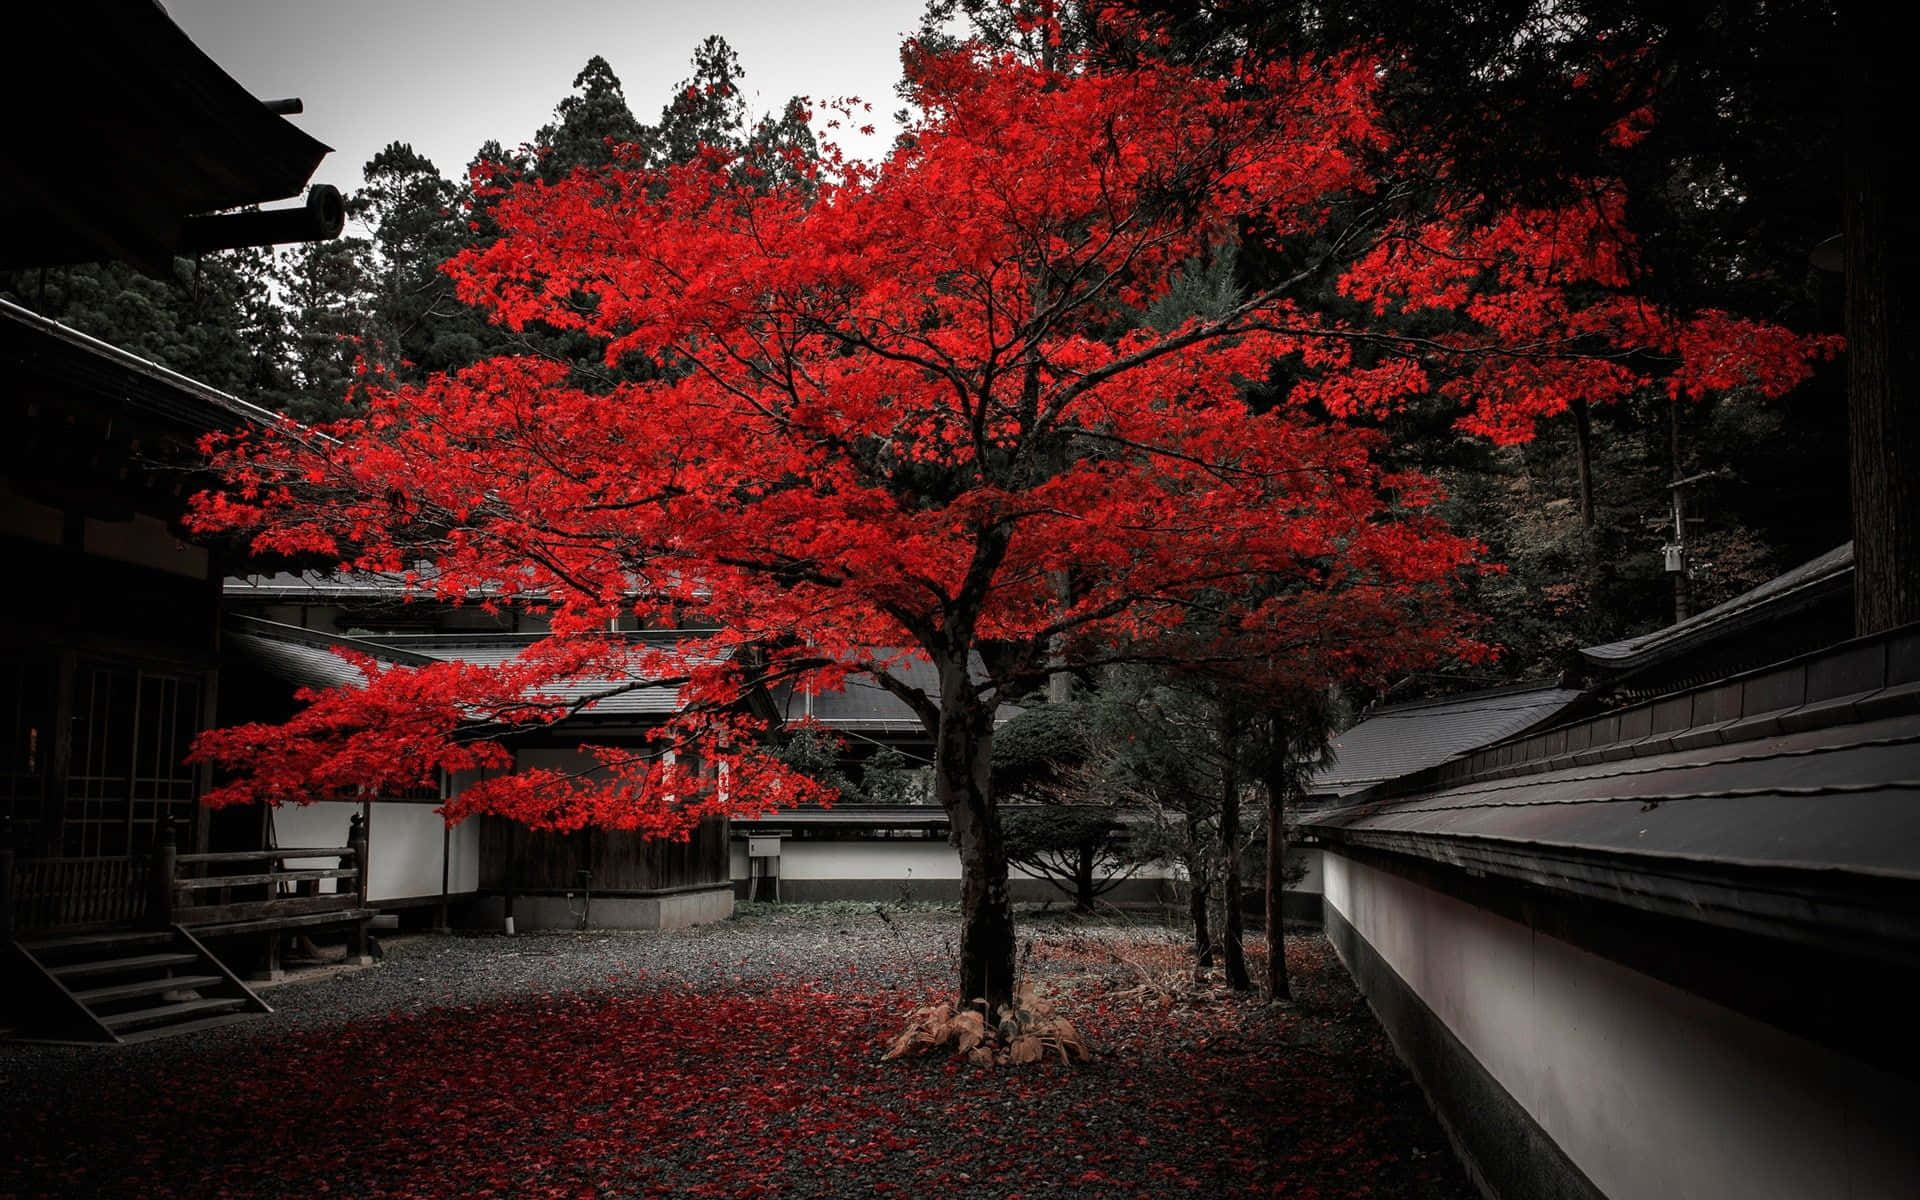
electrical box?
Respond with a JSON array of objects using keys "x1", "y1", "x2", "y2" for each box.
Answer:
[
  {"x1": 747, "y1": 836, "x2": 782, "y2": 858},
  {"x1": 1663, "y1": 543, "x2": 1685, "y2": 573}
]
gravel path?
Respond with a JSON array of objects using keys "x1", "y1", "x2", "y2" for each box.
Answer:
[{"x1": 1, "y1": 907, "x2": 1474, "y2": 1199}]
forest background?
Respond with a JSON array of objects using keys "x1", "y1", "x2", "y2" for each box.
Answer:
[{"x1": 1, "y1": 2, "x2": 1859, "y2": 700}]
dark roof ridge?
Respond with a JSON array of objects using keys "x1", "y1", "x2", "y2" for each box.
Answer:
[
  {"x1": 1357, "y1": 678, "x2": 1574, "y2": 719},
  {"x1": 2, "y1": 296, "x2": 286, "y2": 429},
  {"x1": 1378, "y1": 619, "x2": 1920, "y2": 801},
  {"x1": 227, "y1": 614, "x2": 437, "y2": 666},
  {"x1": 1580, "y1": 542, "x2": 1853, "y2": 669},
  {"x1": 355, "y1": 629, "x2": 723, "y2": 649}
]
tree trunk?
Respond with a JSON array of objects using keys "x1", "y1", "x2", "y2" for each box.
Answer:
[
  {"x1": 1843, "y1": 16, "x2": 1920, "y2": 635},
  {"x1": 1262, "y1": 716, "x2": 1292, "y2": 1003},
  {"x1": 1075, "y1": 842, "x2": 1096, "y2": 912},
  {"x1": 1219, "y1": 707, "x2": 1250, "y2": 991},
  {"x1": 1188, "y1": 867, "x2": 1213, "y2": 974},
  {"x1": 934, "y1": 658, "x2": 1016, "y2": 1011},
  {"x1": 1046, "y1": 568, "x2": 1074, "y2": 704},
  {"x1": 1570, "y1": 395, "x2": 1596, "y2": 531}
]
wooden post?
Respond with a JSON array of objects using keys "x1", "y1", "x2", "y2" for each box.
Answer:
[
  {"x1": 346, "y1": 811, "x2": 372, "y2": 965},
  {"x1": 435, "y1": 770, "x2": 451, "y2": 934},
  {"x1": 504, "y1": 819, "x2": 517, "y2": 933},
  {"x1": 252, "y1": 931, "x2": 284, "y2": 983},
  {"x1": 1, "y1": 815, "x2": 16, "y2": 941},
  {"x1": 148, "y1": 814, "x2": 178, "y2": 929}
]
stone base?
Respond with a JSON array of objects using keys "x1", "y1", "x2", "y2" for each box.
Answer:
[{"x1": 468, "y1": 884, "x2": 734, "y2": 932}]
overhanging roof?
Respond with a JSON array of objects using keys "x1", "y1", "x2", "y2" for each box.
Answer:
[
  {"x1": 1304, "y1": 623, "x2": 1920, "y2": 964},
  {"x1": 0, "y1": 0, "x2": 333, "y2": 270},
  {"x1": 732, "y1": 806, "x2": 949, "y2": 830},
  {"x1": 1579, "y1": 542, "x2": 1854, "y2": 675},
  {"x1": 2, "y1": 297, "x2": 281, "y2": 530},
  {"x1": 228, "y1": 617, "x2": 729, "y2": 720},
  {"x1": 227, "y1": 570, "x2": 425, "y2": 600},
  {"x1": 1309, "y1": 682, "x2": 1586, "y2": 798},
  {"x1": 2, "y1": 297, "x2": 282, "y2": 434},
  {"x1": 770, "y1": 651, "x2": 1016, "y2": 735}
]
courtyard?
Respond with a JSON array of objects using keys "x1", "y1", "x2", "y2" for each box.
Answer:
[
  {"x1": 3, "y1": 2, "x2": 1916, "y2": 1197},
  {"x1": 0, "y1": 909, "x2": 1472, "y2": 1200}
]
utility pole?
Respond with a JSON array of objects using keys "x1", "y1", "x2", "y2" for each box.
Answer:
[{"x1": 1665, "y1": 468, "x2": 1724, "y2": 624}]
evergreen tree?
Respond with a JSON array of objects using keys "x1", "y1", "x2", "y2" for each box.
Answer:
[
  {"x1": 535, "y1": 56, "x2": 646, "y2": 181},
  {"x1": 740, "y1": 96, "x2": 820, "y2": 194},
  {"x1": 1107, "y1": 0, "x2": 1859, "y2": 650},
  {"x1": 652, "y1": 36, "x2": 750, "y2": 167},
  {"x1": 271, "y1": 236, "x2": 382, "y2": 422},
  {"x1": 354, "y1": 144, "x2": 492, "y2": 379}
]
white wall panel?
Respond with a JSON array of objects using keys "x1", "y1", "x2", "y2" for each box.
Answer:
[{"x1": 1323, "y1": 852, "x2": 1920, "y2": 1200}]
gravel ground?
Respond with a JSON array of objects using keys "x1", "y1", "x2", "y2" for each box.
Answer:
[{"x1": 1, "y1": 906, "x2": 1475, "y2": 1199}]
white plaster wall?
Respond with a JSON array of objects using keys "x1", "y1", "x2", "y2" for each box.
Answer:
[
  {"x1": 727, "y1": 839, "x2": 1191, "y2": 884},
  {"x1": 725, "y1": 839, "x2": 1308, "y2": 889},
  {"x1": 269, "y1": 800, "x2": 478, "y2": 903},
  {"x1": 1289, "y1": 847, "x2": 1324, "y2": 894},
  {"x1": 1323, "y1": 852, "x2": 1920, "y2": 1200},
  {"x1": 268, "y1": 801, "x2": 360, "y2": 893},
  {"x1": 444, "y1": 816, "x2": 481, "y2": 895},
  {"x1": 729, "y1": 840, "x2": 961, "y2": 882}
]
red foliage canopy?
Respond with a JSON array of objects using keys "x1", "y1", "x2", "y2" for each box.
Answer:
[{"x1": 189, "y1": 38, "x2": 1830, "y2": 835}]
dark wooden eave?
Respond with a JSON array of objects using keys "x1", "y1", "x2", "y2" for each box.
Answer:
[
  {"x1": 0, "y1": 0, "x2": 333, "y2": 271},
  {"x1": 1303, "y1": 623, "x2": 1920, "y2": 967},
  {"x1": 0, "y1": 297, "x2": 279, "y2": 531}
]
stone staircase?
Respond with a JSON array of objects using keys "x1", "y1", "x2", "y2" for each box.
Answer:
[{"x1": 7, "y1": 925, "x2": 270, "y2": 1043}]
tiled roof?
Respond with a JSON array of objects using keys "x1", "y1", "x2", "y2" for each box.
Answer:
[
  {"x1": 1309, "y1": 683, "x2": 1586, "y2": 797},
  {"x1": 769, "y1": 652, "x2": 1015, "y2": 733},
  {"x1": 1314, "y1": 714, "x2": 1920, "y2": 872},
  {"x1": 1579, "y1": 542, "x2": 1853, "y2": 671},
  {"x1": 226, "y1": 571, "x2": 417, "y2": 598},
  {"x1": 775, "y1": 675, "x2": 924, "y2": 730},
  {"x1": 3, "y1": 297, "x2": 283, "y2": 433},
  {"x1": 1303, "y1": 623, "x2": 1920, "y2": 954},
  {"x1": 224, "y1": 568, "x2": 536, "y2": 600},
  {"x1": 229, "y1": 624, "x2": 433, "y2": 692},
  {"x1": 228, "y1": 618, "x2": 725, "y2": 718},
  {"x1": 234, "y1": 622, "x2": 1008, "y2": 733}
]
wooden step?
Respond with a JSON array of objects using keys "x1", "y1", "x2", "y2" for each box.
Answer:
[
  {"x1": 99, "y1": 996, "x2": 247, "y2": 1032},
  {"x1": 18, "y1": 930, "x2": 173, "y2": 958},
  {"x1": 115, "y1": 1011, "x2": 260, "y2": 1044},
  {"x1": 72, "y1": 974, "x2": 225, "y2": 1006},
  {"x1": 48, "y1": 952, "x2": 199, "y2": 981}
]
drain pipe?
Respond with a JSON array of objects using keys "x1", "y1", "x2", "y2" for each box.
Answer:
[{"x1": 435, "y1": 770, "x2": 452, "y2": 934}]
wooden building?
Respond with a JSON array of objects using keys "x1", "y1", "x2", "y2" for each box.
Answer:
[
  {"x1": 221, "y1": 588, "x2": 740, "y2": 933},
  {"x1": 0, "y1": 305, "x2": 375, "y2": 1042},
  {"x1": 1301, "y1": 552, "x2": 1920, "y2": 1198},
  {"x1": 0, "y1": 0, "x2": 350, "y2": 1042}
]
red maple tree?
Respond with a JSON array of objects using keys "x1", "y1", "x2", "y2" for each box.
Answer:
[{"x1": 190, "y1": 31, "x2": 1830, "y2": 1007}]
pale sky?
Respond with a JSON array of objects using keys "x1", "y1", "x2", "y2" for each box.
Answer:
[{"x1": 162, "y1": 0, "x2": 927, "y2": 193}]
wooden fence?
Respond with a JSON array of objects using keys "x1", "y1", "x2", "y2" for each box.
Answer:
[
  {"x1": 4, "y1": 855, "x2": 152, "y2": 932},
  {"x1": 478, "y1": 814, "x2": 728, "y2": 894}
]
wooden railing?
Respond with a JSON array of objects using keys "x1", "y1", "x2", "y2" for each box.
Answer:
[
  {"x1": 164, "y1": 815, "x2": 370, "y2": 932},
  {"x1": 3, "y1": 814, "x2": 370, "y2": 939},
  {"x1": 4, "y1": 854, "x2": 152, "y2": 933}
]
